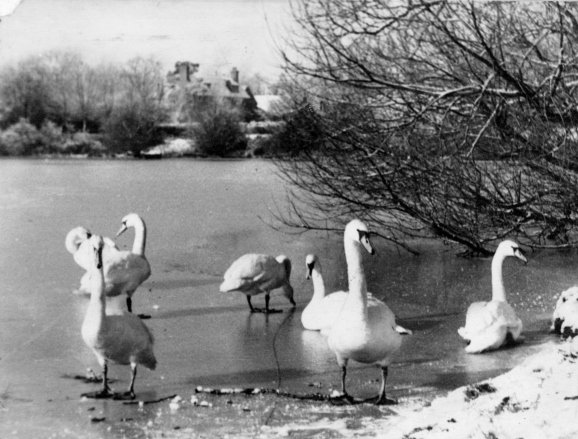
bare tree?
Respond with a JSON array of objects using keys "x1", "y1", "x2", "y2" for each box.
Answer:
[{"x1": 277, "y1": 0, "x2": 578, "y2": 254}]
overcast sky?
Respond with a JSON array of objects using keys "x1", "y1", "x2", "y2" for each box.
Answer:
[{"x1": 0, "y1": 0, "x2": 292, "y2": 80}]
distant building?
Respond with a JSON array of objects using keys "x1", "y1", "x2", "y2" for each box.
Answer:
[{"x1": 165, "y1": 62, "x2": 258, "y2": 122}]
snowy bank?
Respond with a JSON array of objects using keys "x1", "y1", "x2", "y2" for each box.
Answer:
[{"x1": 264, "y1": 340, "x2": 578, "y2": 439}]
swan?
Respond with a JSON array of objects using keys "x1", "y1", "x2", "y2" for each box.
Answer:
[
  {"x1": 301, "y1": 254, "x2": 347, "y2": 331},
  {"x1": 551, "y1": 286, "x2": 578, "y2": 337},
  {"x1": 327, "y1": 219, "x2": 410, "y2": 405},
  {"x1": 65, "y1": 226, "x2": 118, "y2": 271},
  {"x1": 81, "y1": 234, "x2": 157, "y2": 400},
  {"x1": 457, "y1": 240, "x2": 527, "y2": 354},
  {"x1": 219, "y1": 253, "x2": 296, "y2": 313},
  {"x1": 72, "y1": 214, "x2": 151, "y2": 315}
]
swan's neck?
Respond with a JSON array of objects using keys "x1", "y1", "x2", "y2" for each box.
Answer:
[
  {"x1": 491, "y1": 252, "x2": 507, "y2": 302},
  {"x1": 344, "y1": 237, "x2": 368, "y2": 317},
  {"x1": 311, "y1": 267, "x2": 326, "y2": 300},
  {"x1": 88, "y1": 265, "x2": 106, "y2": 316},
  {"x1": 131, "y1": 220, "x2": 146, "y2": 256}
]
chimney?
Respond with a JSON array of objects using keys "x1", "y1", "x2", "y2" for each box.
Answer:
[{"x1": 231, "y1": 67, "x2": 239, "y2": 83}]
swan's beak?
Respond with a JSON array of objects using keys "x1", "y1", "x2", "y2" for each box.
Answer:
[
  {"x1": 515, "y1": 248, "x2": 527, "y2": 264},
  {"x1": 362, "y1": 240, "x2": 375, "y2": 255},
  {"x1": 95, "y1": 247, "x2": 103, "y2": 269},
  {"x1": 306, "y1": 263, "x2": 314, "y2": 280},
  {"x1": 116, "y1": 224, "x2": 128, "y2": 237}
]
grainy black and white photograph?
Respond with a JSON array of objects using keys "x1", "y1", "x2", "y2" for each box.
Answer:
[{"x1": 1, "y1": 0, "x2": 578, "y2": 437}]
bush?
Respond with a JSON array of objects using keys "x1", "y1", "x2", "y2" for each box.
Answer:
[
  {"x1": 192, "y1": 106, "x2": 247, "y2": 156},
  {"x1": 102, "y1": 105, "x2": 165, "y2": 156},
  {"x1": 60, "y1": 132, "x2": 105, "y2": 155},
  {"x1": 0, "y1": 118, "x2": 44, "y2": 155}
]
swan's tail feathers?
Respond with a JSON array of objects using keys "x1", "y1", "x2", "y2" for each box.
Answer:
[
  {"x1": 283, "y1": 283, "x2": 296, "y2": 307},
  {"x1": 276, "y1": 255, "x2": 292, "y2": 279},
  {"x1": 457, "y1": 327, "x2": 470, "y2": 341},
  {"x1": 139, "y1": 350, "x2": 157, "y2": 371},
  {"x1": 219, "y1": 278, "x2": 243, "y2": 293},
  {"x1": 395, "y1": 325, "x2": 412, "y2": 335}
]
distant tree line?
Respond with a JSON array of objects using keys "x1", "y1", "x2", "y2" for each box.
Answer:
[
  {"x1": 276, "y1": 0, "x2": 578, "y2": 254},
  {"x1": 0, "y1": 52, "x2": 167, "y2": 156},
  {"x1": 0, "y1": 51, "x2": 320, "y2": 158}
]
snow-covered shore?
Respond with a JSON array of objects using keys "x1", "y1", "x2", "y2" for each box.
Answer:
[{"x1": 261, "y1": 340, "x2": 578, "y2": 439}]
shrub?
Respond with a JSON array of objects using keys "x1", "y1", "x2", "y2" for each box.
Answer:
[
  {"x1": 102, "y1": 105, "x2": 165, "y2": 156},
  {"x1": 192, "y1": 106, "x2": 246, "y2": 156},
  {"x1": 0, "y1": 118, "x2": 44, "y2": 155},
  {"x1": 60, "y1": 132, "x2": 105, "y2": 155}
]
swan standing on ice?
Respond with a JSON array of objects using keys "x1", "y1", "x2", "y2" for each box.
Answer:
[
  {"x1": 81, "y1": 234, "x2": 157, "y2": 399},
  {"x1": 458, "y1": 240, "x2": 527, "y2": 354},
  {"x1": 220, "y1": 253, "x2": 296, "y2": 313},
  {"x1": 302, "y1": 254, "x2": 347, "y2": 331},
  {"x1": 69, "y1": 214, "x2": 151, "y2": 316},
  {"x1": 327, "y1": 219, "x2": 410, "y2": 405},
  {"x1": 551, "y1": 286, "x2": 578, "y2": 337}
]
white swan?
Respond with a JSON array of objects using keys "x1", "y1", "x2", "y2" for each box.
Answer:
[
  {"x1": 551, "y1": 286, "x2": 578, "y2": 337},
  {"x1": 73, "y1": 214, "x2": 151, "y2": 315},
  {"x1": 301, "y1": 254, "x2": 347, "y2": 331},
  {"x1": 327, "y1": 219, "x2": 410, "y2": 405},
  {"x1": 81, "y1": 234, "x2": 157, "y2": 400},
  {"x1": 65, "y1": 226, "x2": 118, "y2": 271},
  {"x1": 219, "y1": 253, "x2": 296, "y2": 313},
  {"x1": 457, "y1": 240, "x2": 527, "y2": 354}
]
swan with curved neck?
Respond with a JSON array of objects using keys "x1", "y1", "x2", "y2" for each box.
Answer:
[
  {"x1": 70, "y1": 213, "x2": 151, "y2": 316},
  {"x1": 327, "y1": 219, "x2": 409, "y2": 405},
  {"x1": 65, "y1": 226, "x2": 118, "y2": 271},
  {"x1": 458, "y1": 239, "x2": 527, "y2": 353},
  {"x1": 220, "y1": 253, "x2": 296, "y2": 313},
  {"x1": 81, "y1": 234, "x2": 156, "y2": 400},
  {"x1": 301, "y1": 254, "x2": 347, "y2": 331}
]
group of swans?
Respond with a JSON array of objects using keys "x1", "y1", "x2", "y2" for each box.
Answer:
[
  {"x1": 68, "y1": 212, "x2": 576, "y2": 402},
  {"x1": 66, "y1": 213, "x2": 151, "y2": 316},
  {"x1": 66, "y1": 213, "x2": 154, "y2": 399}
]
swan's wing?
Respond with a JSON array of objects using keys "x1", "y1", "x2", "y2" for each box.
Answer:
[
  {"x1": 102, "y1": 314, "x2": 156, "y2": 369},
  {"x1": 103, "y1": 251, "x2": 151, "y2": 295},
  {"x1": 221, "y1": 254, "x2": 281, "y2": 292},
  {"x1": 462, "y1": 301, "x2": 520, "y2": 339}
]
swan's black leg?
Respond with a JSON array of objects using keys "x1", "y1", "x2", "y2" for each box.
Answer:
[
  {"x1": 82, "y1": 362, "x2": 114, "y2": 399},
  {"x1": 262, "y1": 293, "x2": 281, "y2": 314},
  {"x1": 126, "y1": 296, "x2": 133, "y2": 313},
  {"x1": 114, "y1": 364, "x2": 137, "y2": 400},
  {"x1": 369, "y1": 366, "x2": 396, "y2": 405},
  {"x1": 247, "y1": 296, "x2": 258, "y2": 313},
  {"x1": 331, "y1": 364, "x2": 355, "y2": 405}
]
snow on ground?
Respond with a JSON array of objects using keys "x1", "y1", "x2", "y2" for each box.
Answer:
[{"x1": 260, "y1": 340, "x2": 578, "y2": 439}]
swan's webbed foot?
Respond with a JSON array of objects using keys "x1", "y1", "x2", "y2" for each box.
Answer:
[
  {"x1": 113, "y1": 390, "x2": 136, "y2": 400},
  {"x1": 137, "y1": 313, "x2": 152, "y2": 319},
  {"x1": 251, "y1": 307, "x2": 282, "y2": 314},
  {"x1": 368, "y1": 394, "x2": 397, "y2": 405},
  {"x1": 329, "y1": 392, "x2": 356, "y2": 405},
  {"x1": 81, "y1": 388, "x2": 114, "y2": 399}
]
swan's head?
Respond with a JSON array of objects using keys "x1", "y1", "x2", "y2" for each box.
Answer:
[
  {"x1": 87, "y1": 234, "x2": 104, "y2": 269},
  {"x1": 305, "y1": 254, "x2": 319, "y2": 279},
  {"x1": 117, "y1": 213, "x2": 143, "y2": 237},
  {"x1": 496, "y1": 240, "x2": 527, "y2": 264},
  {"x1": 344, "y1": 219, "x2": 375, "y2": 255},
  {"x1": 65, "y1": 226, "x2": 91, "y2": 254}
]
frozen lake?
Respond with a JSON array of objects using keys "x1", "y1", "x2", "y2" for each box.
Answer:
[{"x1": 0, "y1": 158, "x2": 570, "y2": 437}]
